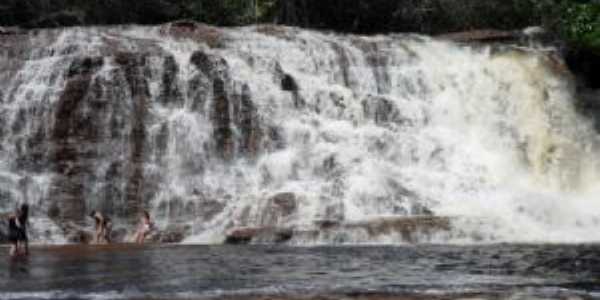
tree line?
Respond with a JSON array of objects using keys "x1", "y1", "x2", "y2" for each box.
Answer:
[{"x1": 0, "y1": 0, "x2": 598, "y2": 52}]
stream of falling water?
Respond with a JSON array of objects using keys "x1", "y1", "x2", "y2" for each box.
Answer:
[{"x1": 0, "y1": 24, "x2": 599, "y2": 244}]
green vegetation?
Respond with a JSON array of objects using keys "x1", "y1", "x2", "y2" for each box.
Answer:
[
  {"x1": 0, "y1": 0, "x2": 598, "y2": 53},
  {"x1": 183, "y1": 0, "x2": 277, "y2": 26},
  {"x1": 0, "y1": 0, "x2": 278, "y2": 28},
  {"x1": 559, "y1": 1, "x2": 600, "y2": 53}
]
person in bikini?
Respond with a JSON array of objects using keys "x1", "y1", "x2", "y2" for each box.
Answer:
[{"x1": 134, "y1": 210, "x2": 153, "y2": 244}]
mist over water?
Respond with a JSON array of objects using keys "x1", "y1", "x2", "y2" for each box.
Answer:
[{"x1": 1, "y1": 24, "x2": 600, "y2": 244}]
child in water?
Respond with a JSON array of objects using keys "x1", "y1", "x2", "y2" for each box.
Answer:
[
  {"x1": 8, "y1": 204, "x2": 29, "y2": 257},
  {"x1": 134, "y1": 210, "x2": 152, "y2": 244}
]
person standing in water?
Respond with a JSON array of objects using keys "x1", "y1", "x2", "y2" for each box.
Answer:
[
  {"x1": 18, "y1": 204, "x2": 29, "y2": 255},
  {"x1": 89, "y1": 211, "x2": 111, "y2": 244},
  {"x1": 134, "y1": 210, "x2": 152, "y2": 244},
  {"x1": 8, "y1": 204, "x2": 29, "y2": 257},
  {"x1": 8, "y1": 214, "x2": 20, "y2": 257}
]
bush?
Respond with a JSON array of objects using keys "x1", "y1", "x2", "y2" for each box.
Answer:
[
  {"x1": 0, "y1": 0, "x2": 598, "y2": 56},
  {"x1": 560, "y1": 1, "x2": 600, "y2": 53}
]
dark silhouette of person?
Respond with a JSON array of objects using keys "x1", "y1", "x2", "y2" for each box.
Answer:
[
  {"x1": 89, "y1": 211, "x2": 112, "y2": 244},
  {"x1": 8, "y1": 204, "x2": 29, "y2": 257}
]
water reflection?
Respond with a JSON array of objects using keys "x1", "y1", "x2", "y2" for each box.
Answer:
[{"x1": 8, "y1": 256, "x2": 30, "y2": 279}]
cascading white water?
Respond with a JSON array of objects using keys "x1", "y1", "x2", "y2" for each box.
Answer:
[{"x1": 1, "y1": 24, "x2": 599, "y2": 244}]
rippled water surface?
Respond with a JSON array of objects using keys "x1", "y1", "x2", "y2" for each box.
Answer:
[{"x1": 1, "y1": 244, "x2": 599, "y2": 299}]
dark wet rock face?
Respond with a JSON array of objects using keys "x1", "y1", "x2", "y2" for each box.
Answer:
[
  {"x1": 0, "y1": 29, "x2": 175, "y2": 235},
  {"x1": 438, "y1": 30, "x2": 519, "y2": 43},
  {"x1": 0, "y1": 25, "x2": 273, "y2": 242},
  {"x1": 49, "y1": 57, "x2": 105, "y2": 225},
  {"x1": 225, "y1": 216, "x2": 452, "y2": 245},
  {"x1": 225, "y1": 227, "x2": 294, "y2": 244},
  {"x1": 235, "y1": 84, "x2": 262, "y2": 157},
  {"x1": 277, "y1": 67, "x2": 304, "y2": 109},
  {"x1": 190, "y1": 51, "x2": 231, "y2": 81},
  {"x1": 112, "y1": 52, "x2": 156, "y2": 223},
  {"x1": 0, "y1": 215, "x2": 7, "y2": 244},
  {"x1": 211, "y1": 78, "x2": 234, "y2": 161},
  {"x1": 281, "y1": 74, "x2": 298, "y2": 92},
  {"x1": 67, "y1": 57, "x2": 104, "y2": 78},
  {"x1": 260, "y1": 192, "x2": 298, "y2": 226},
  {"x1": 190, "y1": 50, "x2": 265, "y2": 161},
  {"x1": 161, "y1": 22, "x2": 226, "y2": 48},
  {"x1": 159, "y1": 55, "x2": 183, "y2": 107}
]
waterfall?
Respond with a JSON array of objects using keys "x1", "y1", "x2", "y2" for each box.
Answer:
[{"x1": 1, "y1": 23, "x2": 599, "y2": 245}]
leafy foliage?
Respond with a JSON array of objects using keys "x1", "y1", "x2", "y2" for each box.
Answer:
[
  {"x1": 0, "y1": 0, "x2": 599, "y2": 54},
  {"x1": 560, "y1": 1, "x2": 600, "y2": 52}
]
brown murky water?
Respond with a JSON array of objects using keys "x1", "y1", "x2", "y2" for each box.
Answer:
[{"x1": 1, "y1": 244, "x2": 599, "y2": 300}]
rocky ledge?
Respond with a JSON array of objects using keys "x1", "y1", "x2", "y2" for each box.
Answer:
[
  {"x1": 62, "y1": 222, "x2": 190, "y2": 244},
  {"x1": 225, "y1": 216, "x2": 452, "y2": 245}
]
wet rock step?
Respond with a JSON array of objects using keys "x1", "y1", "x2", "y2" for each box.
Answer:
[
  {"x1": 437, "y1": 29, "x2": 519, "y2": 43},
  {"x1": 225, "y1": 216, "x2": 452, "y2": 245}
]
